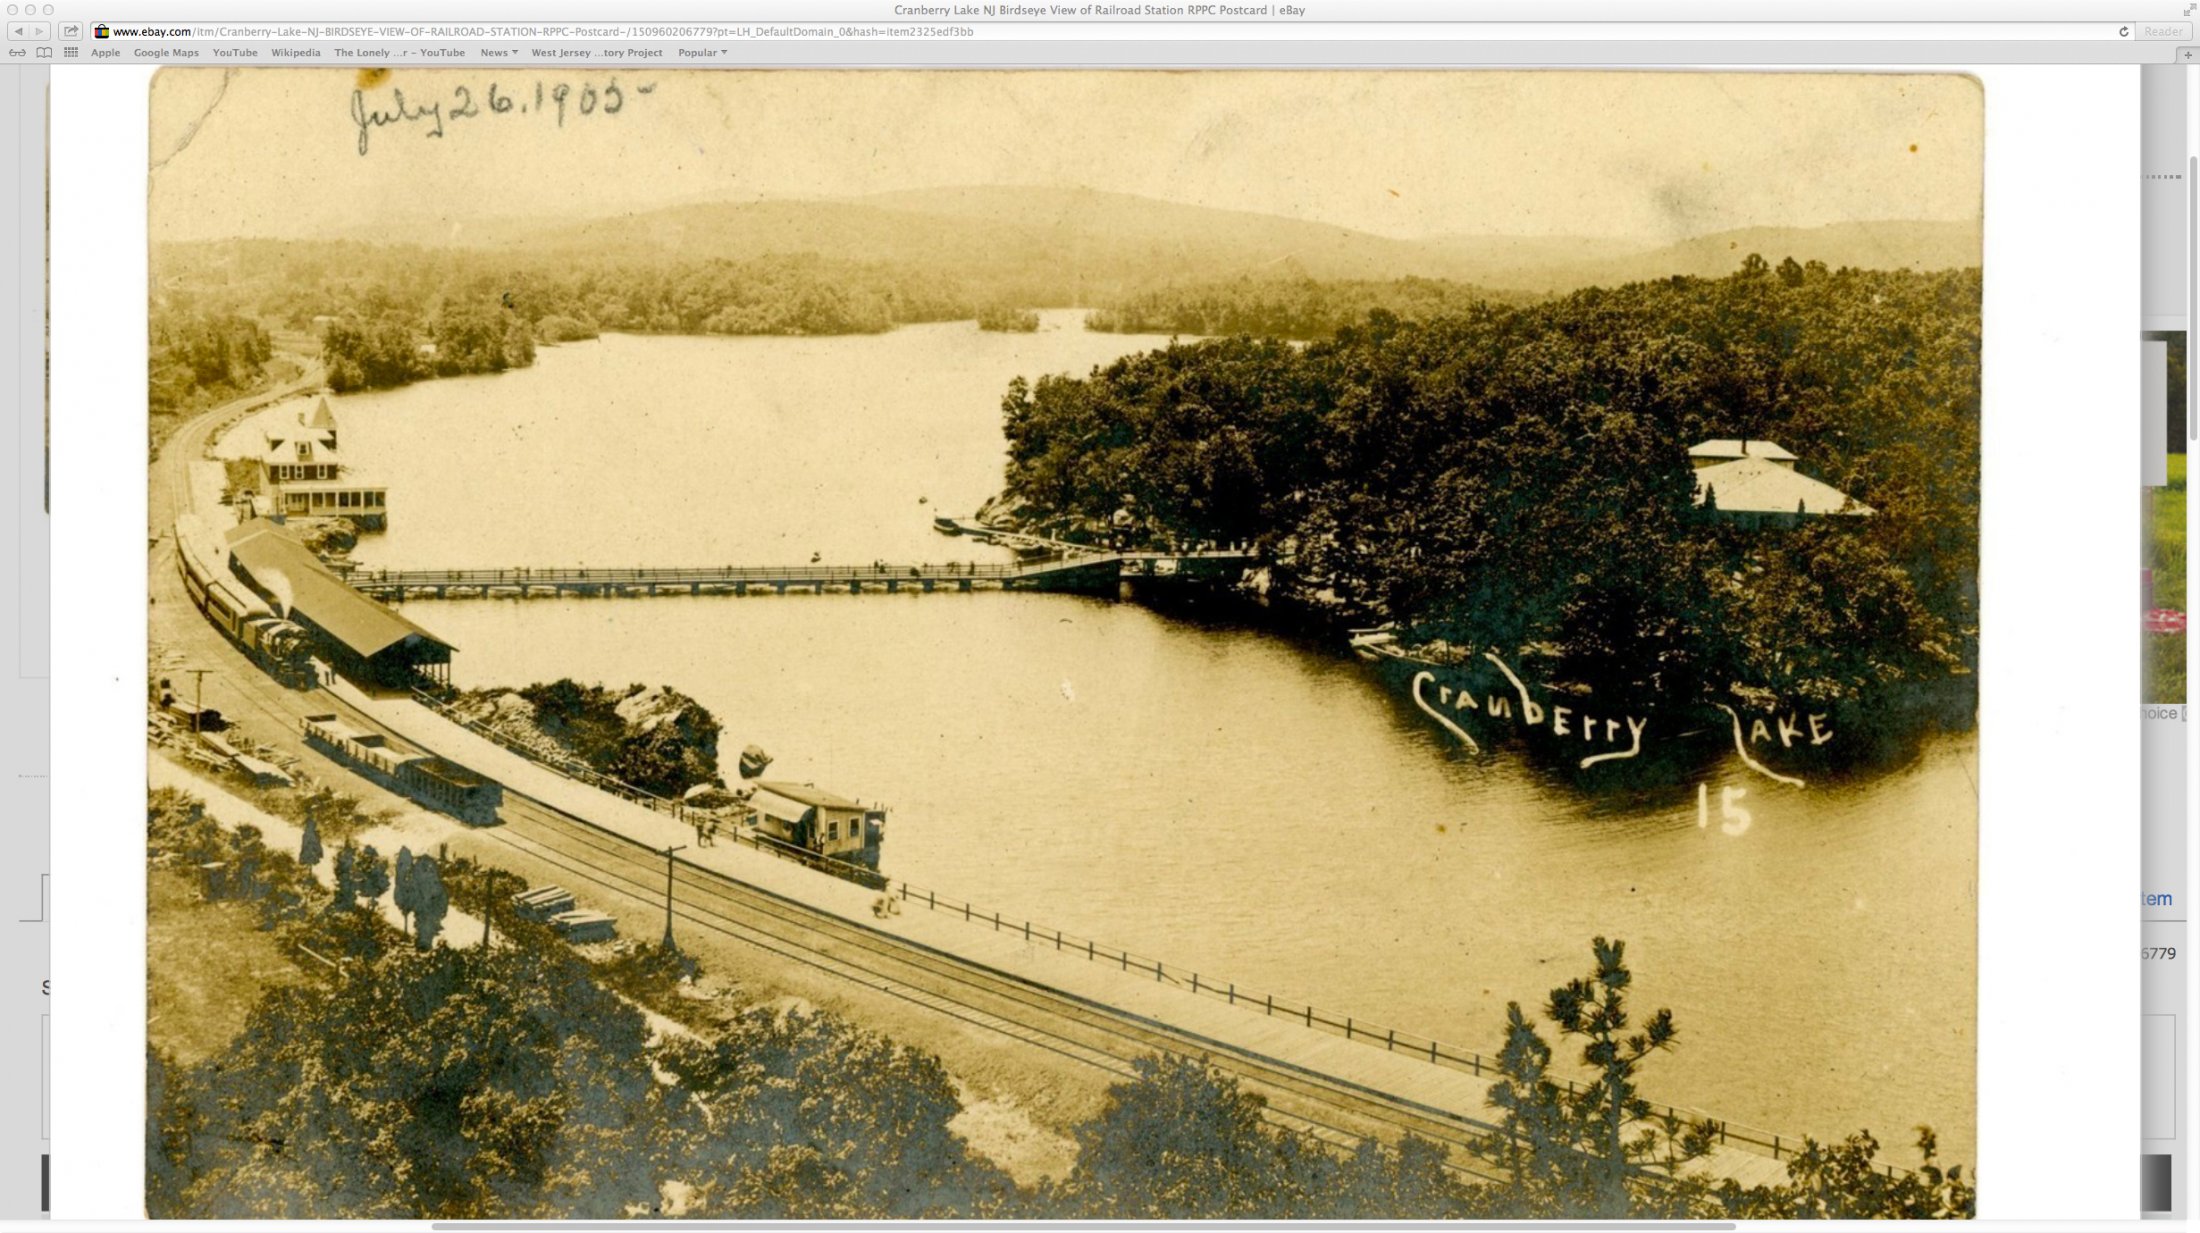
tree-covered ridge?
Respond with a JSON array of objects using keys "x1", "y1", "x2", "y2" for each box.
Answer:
[
  {"x1": 1085, "y1": 273, "x2": 1539, "y2": 339},
  {"x1": 151, "y1": 240, "x2": 997, "y2": 393},
  {"x1": 162, "y1": 242, "x2": 977, "y2": 341},
  {"x1": 148, "y1": 303, "x2": 289, "y2": 454},
  {"x1": 150, "y1": 306, "x2": 272, "y2": 417},
  {"x1": 321, "y1": 299, "x2": 539, "y2": 392},
  {"x1": 1003, "y1": 259, "x2": 1980, "y2": 712}
]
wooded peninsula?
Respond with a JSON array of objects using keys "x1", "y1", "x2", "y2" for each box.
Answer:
[{"x1": 1002, "y1": 259, "x2": 1979, "y2": 722}]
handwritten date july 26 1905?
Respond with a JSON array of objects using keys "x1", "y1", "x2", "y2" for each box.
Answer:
[{"x1": 351, "y1": 79, "x2": 655, "y2": 156}]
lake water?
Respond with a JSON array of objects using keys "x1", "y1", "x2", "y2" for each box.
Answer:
[{"x1": 310, "y1": 311, "x2": 1977, "y2": 1165}]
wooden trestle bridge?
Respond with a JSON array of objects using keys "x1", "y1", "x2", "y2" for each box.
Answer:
[{"x1": 342, "y1": 550, "x2": 1257, "y2": 600}]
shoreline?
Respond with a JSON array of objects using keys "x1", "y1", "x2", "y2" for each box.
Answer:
[{"x1": 164, "y1": 330, "x2": 1972, "y2": 1171}]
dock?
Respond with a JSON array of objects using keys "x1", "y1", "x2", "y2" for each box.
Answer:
[{"x1": 343, "y1": 550, "x2": 1256, "y2": 600}]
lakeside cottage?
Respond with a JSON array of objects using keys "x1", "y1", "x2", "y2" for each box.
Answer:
[
  {"x1": 258, "y1": 396, "x2": 389, "y2": 528},
  {"x1": 746, "y1": 780, "x2": 886, "y2": 868},
  {"x1": 1690, "y1": 438, "x2": 1872, "y2": 530}
]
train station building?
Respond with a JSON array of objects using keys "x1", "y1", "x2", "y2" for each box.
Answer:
[{"x1": 224, "y1": 519, "x2": 454, "y2": 690}]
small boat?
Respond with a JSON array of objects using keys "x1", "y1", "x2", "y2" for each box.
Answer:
[{"x1": 1346, "y1": 625, "x2": 1398, "y2": 662}]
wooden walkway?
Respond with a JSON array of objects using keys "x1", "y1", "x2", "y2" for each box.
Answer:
[{"x1": 344, "y1": 551, "x2": 1256, "y2": 600}]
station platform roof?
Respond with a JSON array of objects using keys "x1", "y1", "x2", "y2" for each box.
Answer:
[{"x1": 225, "y1": 519, "x2": 454, "y2": 661}]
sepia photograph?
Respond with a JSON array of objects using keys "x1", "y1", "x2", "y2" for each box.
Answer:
[{"x1": 144, "y1": 67, "x2": 1981, "y2": 1220}]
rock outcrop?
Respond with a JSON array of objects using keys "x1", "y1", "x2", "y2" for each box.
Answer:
[{"x1": 449, "y1": 680, "x2": 723, "y2": 798}]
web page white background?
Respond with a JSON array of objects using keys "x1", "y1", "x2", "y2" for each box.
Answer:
[{"x1": 46, "y1": 61, "x2": 2140, "y2": 1222}]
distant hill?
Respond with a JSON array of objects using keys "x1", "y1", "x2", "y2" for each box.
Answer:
[
  {"x1": 450, "y1": 186, "x2": 1977, "y2": 295},
  {"x1": 1485, "y1": 220, "x2": 1984, "y2": 293},
  {"x1": 234, "y1": 187, "x2": 1980, "y2": 329},
  {"x1": 473, "y1": 186, "x2": 1466, "y2": 303}
]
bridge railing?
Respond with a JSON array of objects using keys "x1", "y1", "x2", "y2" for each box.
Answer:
[
  {"x1": 355, "y1": 562, "x2": 1030, "y2": 589},
  {"x1": 344, "y1": 553, "x2": 1258, "y2": 593}
]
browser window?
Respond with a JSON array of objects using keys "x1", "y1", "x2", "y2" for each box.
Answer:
[{"x1": 1, "y1": 2, "x2": 2179, "y2": 1228}]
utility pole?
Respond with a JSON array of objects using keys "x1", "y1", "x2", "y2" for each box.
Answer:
[
  {"x1": 660, "y1": 844, "x2": 688, "y2": 953},
  {"x1": 185, "y1": 667, "x2": 212, "y2": 734},
  {"x1": 480, "y1": 869, "x2": 509, "y2": 951}
]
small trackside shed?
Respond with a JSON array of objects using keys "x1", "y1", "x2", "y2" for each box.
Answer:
[{"x1": 748, "y1": 780, "x2": 886, "y2": 868}]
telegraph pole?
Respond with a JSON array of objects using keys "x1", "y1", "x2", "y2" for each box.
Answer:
[
  {"x1": 185, "y1": 667, "x2": 212, "y2": 734},
  {"x1": 480, "y1": 868, "x2": 511, "y2": 950},
  {"x1": 660, "y1": 844, "x2": 688, "y2": 952}
]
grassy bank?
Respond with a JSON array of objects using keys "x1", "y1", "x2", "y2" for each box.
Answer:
[{"x1": 147, "y1": 865, "x2": 310, "y2": 1065}]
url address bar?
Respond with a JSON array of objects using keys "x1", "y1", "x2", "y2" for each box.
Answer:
[{"x1": 108, "y1": 21, "x2": 2144, "y2": 41}]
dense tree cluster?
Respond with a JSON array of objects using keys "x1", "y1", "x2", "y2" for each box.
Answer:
[
  {"x1": 147, "y1": 787, "x2": 1010, "y2": 1219},
  {"x1": 321, "y1": 298, "x2": 538, "y2": 393},
  {"x1": 157, "y1": 241, "x2": 978, "y2": 361},
  {"x1": 1003, "y1": 259, "x2": 1980, "y2": 714},
  {"x1": 148, "y1": 784, "x2": 1972, "y2": 1220},
  {"x1": 149, "y1": 306, "x2": 272, "y2": 413},
  {"x1": 149, "y1": 944, "x2": 1019, "y2": 1219},
  {"x1": 148, "y1": 305, "x2": 277, "y2": 450},
  {"x1": 149, "y1": 788, "x2": 318, "y2": 929},
  {"x1": 1086, "y1": 273, "x2": 1535, "y2": 339},
  {"x1": 977, "y1": 304, "x2": 1041, "y2": 332}
]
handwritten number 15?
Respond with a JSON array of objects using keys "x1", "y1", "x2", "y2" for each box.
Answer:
[{"x1": 1697, "y1": 783, "x2": 1752, "y2": 836}]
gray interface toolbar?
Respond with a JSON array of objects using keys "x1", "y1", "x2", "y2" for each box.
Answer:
[{"x1": 0, "y1": 66, "x2": 49, "y2": 1222}]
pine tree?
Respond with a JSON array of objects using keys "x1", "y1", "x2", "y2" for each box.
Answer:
[
  {"x1": 356, "y1": 844, "x2": 391, "y2": 904},
  {"x1": 411, "y1": 856, "x2": 448, "y2": 951},
  {"x1": 298, "y1": 812, "x2": 323, "y2": 868},
  {"x1": 393, "y1": 846, "x2": 417, "y2": 930},
  {"x1": 1479, "y1": 938, "x2": 1718, "y2": 1218},
  {"x1": 331, "y1": 841, "x2": 357, "y2": 910},
  {"x1": 1544, "y1": 937, "x2": 1714, "y2": 1215}
]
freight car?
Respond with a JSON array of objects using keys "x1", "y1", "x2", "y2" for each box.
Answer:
[
  {"x1": 301, "y1": 713, "x2": 503, "y2": 826},
  {"x1": 174, "y1": 515, "x2": 315, "y2": 688}
]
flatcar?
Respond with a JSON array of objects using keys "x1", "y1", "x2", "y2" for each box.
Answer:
[
  {"x1": 174, "y1": 515, "x2": 315, "y2": 687},
  {"x1": 301, "y1": 712, "x2": 503, "y2": 826}
]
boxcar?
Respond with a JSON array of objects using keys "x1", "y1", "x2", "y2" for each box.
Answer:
[{"x1": 301, "y1": 713, "x2": 503, "y2": 826}]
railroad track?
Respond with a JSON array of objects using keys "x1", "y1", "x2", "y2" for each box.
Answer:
[
  {"x1": 146, "y1": 390, "x2": 1786, "y2": 1197},
  {"x1": 480, "y1": 790, "x2": 1522, "y2": 1183},
  {"x1": 155, "y1": 639, "x2": 1522, "y2": 1179},
  {"x1": 152, "y1": 552, "x2": 1521, "y2": 1181}
]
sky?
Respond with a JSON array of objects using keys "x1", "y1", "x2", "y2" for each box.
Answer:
[{"x1": 149, "y1": 68, "x2": 1982, "y2": 245}]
